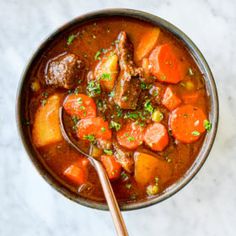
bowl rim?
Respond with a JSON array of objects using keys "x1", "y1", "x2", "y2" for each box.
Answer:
[{"x1": 16, "y1": 8, "x2": 219, "y2": 211}]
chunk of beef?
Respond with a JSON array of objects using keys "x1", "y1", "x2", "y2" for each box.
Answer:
[
  {"x1": 114, "y1": 32, "x2": 143, "y2": 109},
  {"x1": 113, "y1": 142, "x2": 134, "y2": 173},
  {"x1": 45, "y1": 53, "x2": 83, "y2": 89}
]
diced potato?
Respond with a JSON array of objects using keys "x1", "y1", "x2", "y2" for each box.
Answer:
[
  {"x1": 134, "y1": 152, "x2": 172, "y2": 185},
  {"x1": 135, "y1": 27, "x2": 160, "y2": 62},
  {"x1": 94, "y1": 52, "x2": 119, "y2": 91},
  {"x1": 32, "y1": 94, "x2": 63, "y2": 147}
]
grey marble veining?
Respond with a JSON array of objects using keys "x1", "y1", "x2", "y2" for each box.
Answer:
[{"x1": 0, "y1": 0, "x2": 236, "y2": 235}]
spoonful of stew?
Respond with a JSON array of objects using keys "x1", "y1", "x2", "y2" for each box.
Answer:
[{"x1": 59, "y1": 106, "x2": 129, "y2": 236}]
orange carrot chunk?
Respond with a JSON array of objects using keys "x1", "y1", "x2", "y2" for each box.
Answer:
[
  {"x1": 116, "y1": 122, "x2": 145, "y2": 150},
  {"x1": 77, "y1": 117, "x2": 112, "y2": 141},
  {"x1": 149, "y1": 43, "x2": 186, "y2": 84},
  {"x1": 169, "y1": 105, "x2": 207, "y2": 143},
  {"x1": 63, "y1": 159, "x2": 89, "y2": 185},
  {"x1": 162, "y1": 86, "x2": 182, "y2": 111},
  {"x1": 63, "y1": 94, "x2": 97, "y2": 119},
  {"x1": 144, "y1": 123, "x2": 169, "y2": 151},
  {"x1": 101, "y1": 155, "x2": 122, "y2": 180},
  {"x1": 135, "y1": 27, "x2": 160, "y2": 61}
]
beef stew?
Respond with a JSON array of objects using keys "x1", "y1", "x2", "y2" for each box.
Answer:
[{"x1": 22, "y1": 16, "x2": 212, "y2": 204}]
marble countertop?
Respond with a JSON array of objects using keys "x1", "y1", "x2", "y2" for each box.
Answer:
[{"x1": 1, "y1": 0, "x2": 236, "y2": 235}]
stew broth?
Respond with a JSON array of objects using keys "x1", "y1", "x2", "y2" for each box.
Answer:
[{"x1": 23, "y1": 17, "x2": 210, "y2": 203}]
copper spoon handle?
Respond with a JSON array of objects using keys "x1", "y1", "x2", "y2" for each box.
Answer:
[
  {"x1": 92, "y1": 159, "x2": 129, "y2": 236},
  {"x1": 59, "y1": 107, "x2": 128, "y2": 236}
]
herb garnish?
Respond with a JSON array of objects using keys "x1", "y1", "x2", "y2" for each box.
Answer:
[
  {"x1": 99, "y1": 73, "x2": 111, "y2": 81},
  {"x1": 144, "y1": 100, "x2": 154, "y2": 113},
  {"x1": 108, "y1": 91, "x2": 115, "y2": 97},
  {"x1": 104, "y1": 149, "x2": 113, "y2": 155},
  {"x1": 101, "y1": 127, "x2": 106, "y2": 132},
  {"x1": 84, "y1": 134, "x2": 95, "y2": 142},
  {"x1": 204, "y1": 120, "x2": 212, "y2": 132},
  {"x1": 127, "y1": 136, "x2": 135, "y2": 142},
  {"x1": 94, "y1": 50, "x2": 101, "y2": 60},
  {"x1": 87, "y1": 80, "x2": 101, "y2": 97},
  {"x1": 67, "y1": 34, "x2": 76, "y2": 45},
  {"x1": 192, "y1": 131, "x2": 200, "y2": 136},
  {"x1": 110, "y1": 120, "x2": 121, "y2": 131}
]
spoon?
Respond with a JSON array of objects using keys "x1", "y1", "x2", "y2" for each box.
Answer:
[{"x1": 59, "y1": 107, "x2": 129, "y2": 236}]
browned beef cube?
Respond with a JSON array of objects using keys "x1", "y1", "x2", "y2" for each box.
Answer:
[
  {"x1": 113, "y1": 31, "x2": 143, "y2": 109},
  {"x1": 45, "y1": 53, "x2": 82, "y2": 89},
  {"x1": 114, "y1": 72, "x2": 141, "y2": 109},
  {"x1": 113, "y1": 142, "x2": 134, "y2": 173}
]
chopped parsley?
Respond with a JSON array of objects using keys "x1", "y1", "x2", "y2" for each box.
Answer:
[
  {"x1": 77, "y1": 97, "x2": 82, "y2": 104},
  {"x1": 140, "y1": 82, "x2": 147, "y2": 90},
  {"x1": 72, "y1": 116, "x2": 79, "y2": 130},
  {"x1": 140, "y1": 82, "x2": 152, "y2": 90},
  {"x1": 67, "y1": 34, "x2": 76, "y2": 45},
  {"x1": 124, "y1": 112, "x2": 139, "y2": 120},
  {"x1": 110, "y1": 120, "x2": 121, "y2": 131},
  {"x1": 104, "y1": 149, "x2": 113, "y2": 155},
  {"x1": 116, "y1": 105, "x2": 123, "y2": 118},
  {"x1": 94, "y1": 50, "x2": 101, "y2": 60},
  {"x1": 99, "y1": 73, "x2": 112, "y2": 81},
  {"x1": 108, "y1": 91, "x2": 115, "y2": 97},
  {"x1": 101, "y1": 127, "x2": 106, "y2": 132},
  {"x1": 87, "y1": 80, "x2": 101, "y2": 97},
  {"x1": 72, "y1": 116, "x2": 79, "y2": 125},
  {"x1": 127, "y1": 136, "x2": 135, "y2": 142},
  {"x1": 121, "y1": 172, "x2": 129, "y2": 181},
  {"x1": 204, "y1": 120, "x2": 212, "y2": 132},
  {"x1": 192, "y1": 131, "x2": 200, "y2": 136},
  {"x1": 144, "y1": 100, "x2": 154, "y2": 113},
  {"x1": 84, "y1": 134, "x2": 95, "y2": 142}
]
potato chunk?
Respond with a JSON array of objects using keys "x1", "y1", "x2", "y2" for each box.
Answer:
[
  {"x1": 94, "y1": 52, "x2": 119, "y2": 91},
  {"x1": 32, "y1": 94, "x2": 63, "y2": 147},
  {"x1": 134, "y1": 152, "x2": 172, "y2": 185}
]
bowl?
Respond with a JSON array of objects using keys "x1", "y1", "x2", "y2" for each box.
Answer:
[{"x1": 16, "y1": 9, "x2": 219, "y2": 211}]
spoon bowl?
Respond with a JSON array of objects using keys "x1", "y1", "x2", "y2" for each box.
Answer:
[{"x1": 59, "y1": 107, "x2": 129, "y2": 236}]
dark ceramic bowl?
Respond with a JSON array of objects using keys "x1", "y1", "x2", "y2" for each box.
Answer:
[{"x1": 16, "y1": 9, "x2": 219, "y2": 211}]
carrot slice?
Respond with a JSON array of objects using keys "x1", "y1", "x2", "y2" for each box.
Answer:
[
  {"x1": 77, "y1": 117, "x2": 112, "y2": 141},
  {"x1": 101, "y1": 155, "x2": 122, "y2": 180},
  {"x1": 144, "y1": 123, "x2": 169, "y2": 151},
  {"x1": 63, "y1": 159, "x2": 89, "y2": 185},
  {"x1": 116, "y1": 122, "x2": 145, "y2": 150},
  {"x1": 63, "y1": 94, "x2": 96, "y2": 119},
  {"x1": 149, "y1": 43, "x2": 186, "y2": 84},
  {"x1": 135, "y1": 27, "x2": 160, "y2": 61},
  {"x1": 162, "y1": 86, "x2": 182, "y2": 111},
  {"x1": 169, "y1": 105, "x2": 207, "y2": 143}
]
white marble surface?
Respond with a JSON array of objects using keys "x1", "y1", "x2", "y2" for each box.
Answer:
[{"x1": 0, "y1": 0, "x2": 236, "y2": 235}]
